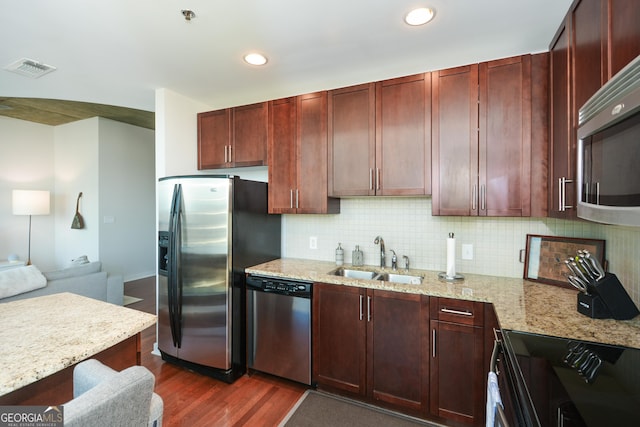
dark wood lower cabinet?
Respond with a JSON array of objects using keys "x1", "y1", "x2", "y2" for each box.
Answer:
[
  {"x1": 430, "y1": 298, "x2": 486, "y2": 426},
  {"x1": 430, "y1": 320, "x2": 485, "y2": 425},
  {"x1": 368, "y1": 289, "x2": 429, "y2": 415},
  {"x1": 313, "y1": 283, "x2": 366, "y2": 396},
  {"x1": 313, "y1": 283, "x2": 429, "y2": 416},
  {"x1": 314, "y1": 285, "x2": 491, "y2": 425}
]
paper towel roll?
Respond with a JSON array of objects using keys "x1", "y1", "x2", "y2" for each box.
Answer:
[{"x1": 446, "y1": 235, "x2": 456, "y2": 278}]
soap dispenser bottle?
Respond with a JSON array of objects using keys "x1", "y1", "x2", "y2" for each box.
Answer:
[
  {"x1": 352, "y1": 245, "x2": 364, "y2": 266},
  {"x1": 335, "y1": 243, "x2": 344, "y2": 266}
]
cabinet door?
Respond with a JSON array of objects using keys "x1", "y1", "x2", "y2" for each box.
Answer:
[
  {"x1": 268, "y1": 97, "x2": 297, "y2": 214},
  {"x1": 479, "y1": 55, "x2": 532, "y2": 217},
  {"x1": 432, "y1": 65, "x2": 479, "y2": 215},
  {"x1": 549, "y1": 22, "x2": 576, "y2": 219},
  {"x1": 430, "y1": 320, "x2": 484, "y2": 425},
  {"x1": 297, "y1": 92, "x2": 340, "y2": 214},
  {"x1": 608, "y1": 0, "x2": 640, "y2": 78},
  {"x1": 573, "y1": 0, "x2": 606, "y2": 116},
  {"x1": 328, "y1": 83, "x2": 376, "y2": 196},
  {"x1": 313, "y1": 283, "x2": 366, "y2": 396},
  {"x1": 376, "y1": 74, "x2": 431, "y2": 196},
  {"x1": 232, "y1": 102, "x2": 268, "y2": 167},
  {"x1": 198, "y1": 109, "x2": 231, "y2": 169},
  {"x1": 368, "y1": 290, "x2": 429, "y2": 416}
]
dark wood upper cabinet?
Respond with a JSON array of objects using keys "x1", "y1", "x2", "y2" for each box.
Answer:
[
  {"x1": 433, "y1": 55, "x2": 535, "y2": 217},
  {"x1": 376, "y1": 74, "x2": 432, "y2": 196},
  {"x1": 328, "y1": 83, "x2": 376, "y2": 196},
  {"x1": 479, "y1": 55, "x2": 532, "y2": 217},
  {"x1": 549, "y1": 21, "x2": 576, "y2": 219},
  {"x1": 268, "y1": 93, "x2": 339, "y2": 214},
  {"x1": 267, "y1": 97, "x2": 297, "y2": 214},
  {"x1": 232, "y1": 103, "x2": 268, "y2": 167},
  {"x1": 328, "y1": 74, "x2": 431, "y2": 197},
  {"x1": 432, "y1": 64, "x2": 478, "y2": 216},
  {"x1": 197, "y1": 102, "x2": 267, "y2": 169},
  {"x1": 607, "y1": 0, "x2": 640, "y2": 78},
  {"x1": 198, "y1": 109, "x2": 230, "y2": 169}
]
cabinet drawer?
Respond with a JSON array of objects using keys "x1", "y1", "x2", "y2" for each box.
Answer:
[{"x1": 431, "y1": 297, "x2": 484, "y2": 326}]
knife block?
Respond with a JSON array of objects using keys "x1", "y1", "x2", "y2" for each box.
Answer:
[
  {"x1": 577, "y1": 293, "x2": 611, "y2": 319},
  {"x1": 579, "y1": 273, "x2": 640, "y2": 320}
]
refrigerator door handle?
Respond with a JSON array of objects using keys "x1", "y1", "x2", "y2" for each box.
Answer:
[{"x1": 168, "y1": 183, "x2": 183, "y2": 348}]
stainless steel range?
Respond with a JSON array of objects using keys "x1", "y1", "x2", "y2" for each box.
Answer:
[{"x1": 490, "y1": 330, "x2": 640, "y2": 426}]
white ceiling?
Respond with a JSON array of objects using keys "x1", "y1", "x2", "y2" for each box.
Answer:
[{"x1": 0, "y1": 0, "x2": 572, "y2": 113}]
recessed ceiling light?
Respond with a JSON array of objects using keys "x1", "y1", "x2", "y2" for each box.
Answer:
[
  {"x1": 244, "y1": 53, "x2": 268, "y2": 66},
  {"x1": 404, "y1": 7, "x2": 435, "y2": 26}
]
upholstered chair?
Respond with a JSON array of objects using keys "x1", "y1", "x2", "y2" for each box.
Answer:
[{"x1": 64, "y1": 359, "x2": 163, "y2": 427}]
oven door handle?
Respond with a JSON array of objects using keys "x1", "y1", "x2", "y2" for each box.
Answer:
[
  {"x1": 488, "y1": 339, "x2": 510, "y2": 427},
  {"x1": 490, "y1": 338, "x2": 501, "y2": 374}
]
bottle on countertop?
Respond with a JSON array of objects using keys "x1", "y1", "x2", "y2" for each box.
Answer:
[
  {"x1": 335, "y1": 243, "x2": 344, "y2": 266},
  {"x1": 352, "y1": 245, "x2": 364, "y2": 266}
]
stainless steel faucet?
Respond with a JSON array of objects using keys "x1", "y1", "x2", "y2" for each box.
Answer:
[
  {"x1": 390, "y1": 250, "x2": 397, "y2": 270},
  {"x1": 374, "y1": 236, "x2": 385, "y2": 268}
]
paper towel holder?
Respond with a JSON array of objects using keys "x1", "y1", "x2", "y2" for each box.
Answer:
[
  {"x1": 439, "y1": 232, "x2": 464, "y2": 281},
  {"x1": 438, "y1": 271, "x2": 465, "y2": 281}
]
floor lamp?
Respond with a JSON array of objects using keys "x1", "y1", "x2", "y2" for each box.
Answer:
[{"x1": 12, "y1": 190, "x2": 50, "y2": 266}]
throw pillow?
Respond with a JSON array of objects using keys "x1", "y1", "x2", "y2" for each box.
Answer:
[{"x1": 43, "y1": 261, "x2": 102, "y2": 281}]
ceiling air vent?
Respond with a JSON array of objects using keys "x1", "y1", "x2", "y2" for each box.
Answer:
[{"x1": 4, "y1": 58, "x2": 56, "y2": 78}]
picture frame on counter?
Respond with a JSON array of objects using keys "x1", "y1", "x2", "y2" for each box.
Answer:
[{"x1": 523, "y1": 234, "x2": 606, "y2": 289}]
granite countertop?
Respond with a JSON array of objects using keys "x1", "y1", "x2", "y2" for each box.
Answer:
[
  {"x1": 246, "y1": 258, "x2": 640, "y2": 350},
  {"x1": 0, "y1": 292, "x2": 156, "y2": 396}
]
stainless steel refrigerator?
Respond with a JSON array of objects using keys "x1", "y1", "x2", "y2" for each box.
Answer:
[{"x1": 157, "y1": 175, "x2": 280, "y2": 383}]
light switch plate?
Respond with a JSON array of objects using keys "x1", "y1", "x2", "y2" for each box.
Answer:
[{"x1": 309, "y1": 236, "x2": 317, "y2": 250}]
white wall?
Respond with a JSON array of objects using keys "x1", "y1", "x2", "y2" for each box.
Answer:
[
  {"x1": 98, "y1": 118, "x2": 155, "y2": 280},
  {"x1": 1, "y1": 115, "x2": 155, "y2": 280},
  {"x1": 54, "y1": 119, "x2": 101, "y2": 266},
  {"x1": 0, "y1": 117, "x2": 56, "y2": 269}
]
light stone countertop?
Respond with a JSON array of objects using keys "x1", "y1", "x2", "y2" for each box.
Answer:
[
  {"x1": 0, "y1": 292, "x2": 156, "y2": 397},
  {"x1": 246, "y1": 258, "x2": 640, "y2": 350}
]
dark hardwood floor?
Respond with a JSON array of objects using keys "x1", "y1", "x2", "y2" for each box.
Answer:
[{"x1": 124, "y1": 277, "x2": 308, "y2": 426}]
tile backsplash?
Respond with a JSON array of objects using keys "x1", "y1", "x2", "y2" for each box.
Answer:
[{"x1": 282, "y1": 197, "x2": 640, "y2": 306}]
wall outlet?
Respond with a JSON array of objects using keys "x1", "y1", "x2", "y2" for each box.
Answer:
[
  {"x1": 309, "y1": 236, "x2": 317, "y2": 250},
  {"x1": 462, "y1": 243, "x2": 473, "y2": 260}
]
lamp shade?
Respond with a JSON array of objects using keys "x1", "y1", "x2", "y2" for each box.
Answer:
[{"x1": 12, "y1": 190, "x2": 50, "y2": 216}]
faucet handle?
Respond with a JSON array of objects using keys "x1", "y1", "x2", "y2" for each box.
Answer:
[
  {"x1": 403, "y1": 255, "x2": 409, "y2": 271},
  {"x1": 390, "y1": 250, "x2": 397, "y2": 270}
]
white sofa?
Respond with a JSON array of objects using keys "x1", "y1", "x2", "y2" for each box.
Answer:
[{"x1": 0, "y1": 261, "x2": 124, "y2": 305}]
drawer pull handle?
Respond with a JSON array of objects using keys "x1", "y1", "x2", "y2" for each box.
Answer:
[{"x1": 441, "y1": 308, "x2": 472, "y2": 316}]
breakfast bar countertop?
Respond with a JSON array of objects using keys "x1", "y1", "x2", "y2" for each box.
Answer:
[
  {"x1": 0, "y1": 292, "x2": 156, "y2": 397},
  {"x1": 246, "y1": 258, "x2": 640, "y2": 350}
]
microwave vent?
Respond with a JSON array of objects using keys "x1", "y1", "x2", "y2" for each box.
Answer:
[{"x1": 579, "y1": 54, "x2": 640, "y2": 126}]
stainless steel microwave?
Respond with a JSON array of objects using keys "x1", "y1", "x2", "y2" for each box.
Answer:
[{"x1": 577, "y1": 54, "x2": 640, "y2": 227}]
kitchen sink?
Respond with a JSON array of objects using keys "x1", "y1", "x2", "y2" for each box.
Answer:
[
  {"x1": 331, "y1": 267, "x2": 380, "y2": 280},
  {"x1": 378, "y1": 272, "x2": 424, "y2": 285},
  {"x1": 330, "y1": 267, "x2": 424, "y2": 284}
]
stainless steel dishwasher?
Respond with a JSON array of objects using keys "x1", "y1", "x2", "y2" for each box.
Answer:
[{"x1": 246, "y1": 275, "x2": 312, "y2": 385}]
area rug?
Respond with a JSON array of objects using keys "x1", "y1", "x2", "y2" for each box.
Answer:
[
  {"x1": 279, "y1": 390, "x2": 441, "y2": 427},
  {"x1": 123, "y1": 295, "x2": 142, "y2": 306}
]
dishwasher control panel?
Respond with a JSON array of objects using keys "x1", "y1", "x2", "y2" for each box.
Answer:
[{"x1": 246, "y1": 275, "x2": 312, "y2": 298}]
